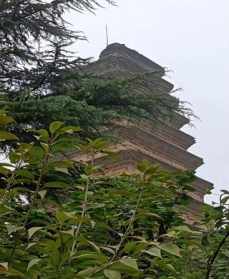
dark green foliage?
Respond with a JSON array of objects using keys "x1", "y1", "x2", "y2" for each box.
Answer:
[
  {"x1": 0, "y1": 0, "x2": 113, "y2": 95},
  {"x1": 5, "y1": 76, "x2": 189, "y2": 143},
  {"x1": 0, "y1": 0, "x2": 190, "y2": 145},
  {"x1": 0, "y1": 0, "x2": 116, "y2": 143},
  {"x1": 1, "y1": 1, "x2": 228, "y2": 278},
  {"x1": 0, "y1": 115, "x2": 196, "y2": 278},
  {"x1": 9, "y1": 95, "x2": 115, "y2": 136},
  {"x1": 0, "y1": 114, "x2": 228, "y2": 279}
]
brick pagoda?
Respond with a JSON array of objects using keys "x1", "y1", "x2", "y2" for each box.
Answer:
[{"x1": 71, "y1": 43, "x2": 213, "y2": 223}]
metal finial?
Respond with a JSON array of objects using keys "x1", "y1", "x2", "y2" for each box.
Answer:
[{"x1": 106, "y1": 24, "x2": 109, "y2": 47}]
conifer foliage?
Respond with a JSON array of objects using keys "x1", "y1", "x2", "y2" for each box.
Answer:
[
  {"x1": 0, "y1": 0, "x2": 112, "y2": 95},
  {"x1": 0, "y1": 0, "x2": 188, "y2": 141}
]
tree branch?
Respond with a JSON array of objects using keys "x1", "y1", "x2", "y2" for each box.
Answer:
[{"x1": 205, "y1": 231, "x2": 229, "y2": 279}]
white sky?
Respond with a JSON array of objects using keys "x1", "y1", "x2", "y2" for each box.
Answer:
[{"x1": 67, "y1": 0, "x2": 229, "y2": 203}]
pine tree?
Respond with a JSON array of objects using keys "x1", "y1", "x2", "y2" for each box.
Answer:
[
  {"x1": 0, "y1": 0, "x2": 117, "y2": 140},
  {"x1": 0, "y1": 0, "x2": 113, "y2": 96},
  {"x1": 0, "y1": 0, "x2": 190, "y2": 144}
]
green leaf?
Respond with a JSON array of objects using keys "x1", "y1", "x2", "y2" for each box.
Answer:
[
  {"x1": 0, "y1": 204, "x2": 12, "y2": 216},
  {"x1": 0, "y1": 115, "x2": 14, "y2": 126},
  {"x1": 0, "y1": 131, "x2": 18, "y2": 141},
  {"x1": 160, "y1": 243, "x2": 181, "y2": 257},
  {"x1": 2, "y1": 268, "x2": 24, "y2": 277},
  {"x1": 15, "y1": 169, "x2": 34, "y2": 179},
  {"x1": 27, "y1": 258, "x2": 41, "y2": 271},
  {"x1": 44, "y1": 181, "x2": 69, "y2": 189},
  {"x1": 56, "y1": 210, "x2": 72, "y2": 224},
  {"x1": 61, "y1": 229, "x2": 75, "y2": 237},
  {"x1": 54, "y1": 167, "x2": 69, "y2": 174},
  {"x1": 145, "y1": 247, "x2": 162, "y2": 258},
  {"x1": 123, "y1": 241, "x2": 147, "y2": 255},
  {"x1": 123, "y1": 242, "x2": 137, "y2": 253},
  {"x1": 28, "y1": 227, "x2": 43, "y2": 239},
  {"x1": 6, "y1": 224, "x2": 24, "y2": 235},
  {"x1": 138, "y1": 212, "x2": 163, "y2": 222},
  {"x1": 165, "y1": 264, "x2": 176, "y2": 273},
  {"x1": 75, "y1": 252, "x2": 108, "y2": 264},
  {"x1": 79, "y1": 236, "x2": 101, "y2": 253},
  {"x1": 0, "y1": 166, "x2": 10, "y2": 176},
  {"x1": 28, "y1": 146, "x2": 45, "y2": 164},
  {"x1": 76, "y1": 267, "x2": 97, "y2": 277},
  {"x1": 111, "y1": 258, "x2": 139, "y2": 275},
  {"x1": 172, "y1": 225, "x2": 194, "y2": 234},
  {"x1": 137, "y1": 160, "x2": 149, "y2": 173},
  {"x1": 104, "y1": 269, "x2": 121, "y2": 279},
  {"x1": 49, "y1": 160, "x2": 74, "y2": 173},
  {"x1": 40, "y1": 142, "x2": 49, "y2": 153},
  {"x1": 80, "y1": 174, "x2": 90, "y2": 183},
  {"x1": 26, "y1": 242, "x2": 37, "y2": 250},
  {"x1": 59, "y1": 125, "x2": 81, "y2": 134},
  {"x1": 49, "y1": 121, "x2": 64, "y2": 135},
  {"x1": 38, "y1": 190, "x2": 47, "y2": 200},
  {"x1": 37, "y1": 129, "x2": 49, "y2": 142}
]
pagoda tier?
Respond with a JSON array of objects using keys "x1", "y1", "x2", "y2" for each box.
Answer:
[
  {"x1": 73, "y1": 43, "x2": 213, "y2": 222},
  {"x1": 100, "y1": 43, "x2": 165, "y2": 75},
  {"x1": 165, "y1": 113, "x2": 190, "y2": 129},
  {"x1": 86, "y1": 57, "x2": 173, "y2": 93},
  {"x1": 129, "y1": 121, "x2": 195, "y2": 149},
  {"x1": 86, "y1": 51, "x2": 189, "y2": 131},
  {"x1": 70, "y1": 146, "x2": 213, "y2": 204},
  {"x1": 110, "y1": 124, "x2": 202, "y2": 170}
]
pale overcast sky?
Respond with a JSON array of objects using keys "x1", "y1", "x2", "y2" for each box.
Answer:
[{"x1": 67, "y1": 0, "x2": 229, "y2": 203}]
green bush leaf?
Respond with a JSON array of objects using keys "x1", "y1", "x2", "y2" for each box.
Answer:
[
  {"x1": 104, "y1": 269, "x2": 121, "y2": 279},
  {"x1": 26, "y1": 242, "x2": 37, "y2": 250},
  {"x1": 76, "y1": 267, "x2": 97, "y2": 277},
  {"x1": 172, "y1": 225, "x2": 195, "y2": 234},
  {"x1": 6, "y1": 224, "x2": 24, "y2": 235},
  {"x1": 0, "y1": 204, "x2": 12, "y2": 216},
  {"x1": 37, "y1": 129, "x2": 49, "y2": 142},
  {"x1": 165, "y1": 263, "x2": 176, "y2": 273},
  {"x1": 49, "y1": 121, "x2": 64, "y2": 135},
  {"x1": 160, "y1": 243, "x2": 181, "y2": 257},
  {"x1": 28, "y1": 146, "x2": 45, "y2": 164},
  {"x1": 145, "y1": 247, "x2": 162, "y2": 258},
  {"x1": 28, "y1": 227, "x2": 43, "y2": 239},
  {"x1": 75, "y1": 252, "x2": 108, "y2": 264},
  {"x1": 38, "y1": 190, "x2": 47, "y2": 200},
  {"x1": 59, "y1": 125, "x2": 81, "y2": 134},
  {"x1": 56, "y1": 210, "x2": 72, "y2": 224},
  {"x1": 0, "y1": 166, "x2": 10, "y2": 176},
  {"x1": 27, "y1": 258, "x2": 41, "y2": 271},
  {"x1": 15, "y1": 169, "x2": 34, "y2": 180},
  {"x1": 0, "y1": 131, "x2": 18, "y2": 141},
  {"x1": 44, "y1": 181, "x2": 69, "y2": 189},
  {"x1": 111, "y1": 258, "x2": 139, "y2": 275},
  {"x1": 0, "y1": 115, "x2": 14, "y2": 125}
]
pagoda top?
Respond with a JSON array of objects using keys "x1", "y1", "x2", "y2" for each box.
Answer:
[{"x1": 100, "y1": 43, "x2": 165, "y2": 76}]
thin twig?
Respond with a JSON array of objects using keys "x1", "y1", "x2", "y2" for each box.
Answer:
[
  {"x1": 205, "y1": 231, "x2": 229, "y2": 279},
  {"x1": 70, "y1": 177, "x2": 90, "y2": 258},
  {"x1": 111, "y1": 186, "x2": 144, "y2": 261}
]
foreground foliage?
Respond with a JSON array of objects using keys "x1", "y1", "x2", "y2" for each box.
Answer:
[
  {"x1": 1, "y1": 1, "x2": 229, "y2": 278},
  {"x1": 0, "y1": 114, "x2": 228, "y2": 279}
]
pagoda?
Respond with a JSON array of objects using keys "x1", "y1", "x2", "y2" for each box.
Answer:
[{"x1": 71, "y1": 43, "x2": 213, "y2": 223}]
